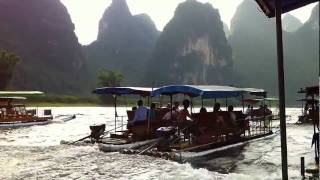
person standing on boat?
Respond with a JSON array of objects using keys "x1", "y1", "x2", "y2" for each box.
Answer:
[{"x1": 131, "y1": 100, "x2": 149, "y2": 125}]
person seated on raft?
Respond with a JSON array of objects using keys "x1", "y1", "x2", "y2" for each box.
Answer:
[
  {"x1": 162, "y1": 101, "x2": 180, "y2": 121},
  {"x1": 177, "y1": 99, "x2": 201, "y2": 136},
  {"x1": 214, "y1": 103, "x2": 221, "y2": 112},
  {"x1": 212, "y1": 102, "x2": 228, "y2": 132},
  {"x1": 200, "y1": 107, "x2": 207, "y2": 113},
  {"x1": 149, "y1": 103, "x2": 157, "y2": 121},
  {"x1": 228, "y1": 105, "x2": 237, "y2": 125},
  {"x1": 130, "y1": 100, "x2": 149, "y2": 126},
  {"x1": 245, "y1": 105, "x2": 251, "y2": 116},
  {"x1": 263, "y1": 105, "x2": 272, "y2": 116}
]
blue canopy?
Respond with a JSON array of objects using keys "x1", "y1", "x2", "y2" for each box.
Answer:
[
  {"x1": 93, "y1": 87, "x2": 153, "y2": 97},
  {"x1": 151, "y1": 85, "x2": 203, "y2": 97},
  {"x1": 255, "y1": 0, "x2": 318, "y2": 18},
  {"x1": 199, "y1": 85, "x2": 246, "y2": 99},
  {"x1": 241, "y1": 87, "x2": 267, "y2": 97},
  {"x1": 151, "y1": 85, "x2": 249, "y2": 98}
]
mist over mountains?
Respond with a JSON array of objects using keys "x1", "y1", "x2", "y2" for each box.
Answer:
[
  {"x1": 0, "y1": 0, "x2": 318, "y2": 105},
  {"x1": 229, "y1": 0, "x2": 319, "y2": 104}
]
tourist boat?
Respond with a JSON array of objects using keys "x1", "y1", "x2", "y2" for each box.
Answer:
[
  {"x1": 243, "y1": 97, "x2": 280, "y2": 120},
  {"x1": 0, "y1": 92, "x2": 53, "y2": 128},
  {"x1": 297, "y1": 86, "x2": 319, "y2": 124},
  {"x1": 95, "y1": 85, "x2": 278, "y2": 160}
]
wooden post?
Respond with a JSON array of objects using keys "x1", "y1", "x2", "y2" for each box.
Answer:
[{"x1": 275, "y1": 0, "x2": 288, "y2": 179}]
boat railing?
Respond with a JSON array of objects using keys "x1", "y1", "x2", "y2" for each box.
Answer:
[
  {"x1": 245, "y1": 115, "x2": 274, "y2": 136},
  {"x1": 114, "y1": 115, "x2": 128, "y2": 132}
]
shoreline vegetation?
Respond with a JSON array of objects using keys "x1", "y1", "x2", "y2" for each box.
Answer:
[{"x1": 23, "y1": 94, "x2": 291, "y2": 108}]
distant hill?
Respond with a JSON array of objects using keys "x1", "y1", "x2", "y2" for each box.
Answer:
[
  {"x1": 229, "y1": 0, "x2": 319, "y2": 105},
  {"x1": 284, "y1": 3, "x2": 319, "y2": 102},
  {"x1": 0, "y1": 0, "x2": 89, "y2": 94},
  {"x1": 283, "y1": 14, "x2": 303, "y2": 32},
  {"x1": 146, "y1": 0, "x2": 235, "y2": 86},
  {"x1": 84, "y1": 0, "x2": 159, "y2": 86}
]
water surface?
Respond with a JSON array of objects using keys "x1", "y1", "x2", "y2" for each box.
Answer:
[{"x1": 0, "y1": 107, "x2": 316, "y2": 179}]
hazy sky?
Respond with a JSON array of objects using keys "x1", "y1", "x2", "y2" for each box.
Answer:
[{"x1": 60, "y1": 0, "x2": 318, "y2": 45}]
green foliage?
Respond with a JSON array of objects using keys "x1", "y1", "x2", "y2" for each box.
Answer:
[
  {"x1": 0, "y1": 49, "x2": 20, "y2": 90},
  {"x1": 25, "y1": 94, "x2": 101, "y2": 106},
  {"x1": 97, "y1": 69, "x2": 123, "y2": 87}
]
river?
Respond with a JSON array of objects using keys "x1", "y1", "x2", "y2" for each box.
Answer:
[{"x1": 0, "y1": 107, "x2": 317, "y2": 179}]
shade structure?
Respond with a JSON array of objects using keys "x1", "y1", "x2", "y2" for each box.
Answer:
[
  {"x1": 0, "y1": 91, "x2": 43, "y2": 96},
  {"x1": 93, "y1": 87, "x2": 153, "y2": 97},
  {"x1": 241, "y1": 88, "x2": 267, "y2": 97},
  {"x1": 199, "y1": 85, "x2": 246, "y2": 99},
  {"x1": 298, "y1": 86, "x2": 319, "y2": 96},
  {"x1": 150, "y1": 85, "x2": 203, "y2": 97},
  {"x1": 255, "y1": 0, "x2": 318, "y2": 17},
  {"x1": 243, "y1": 97, "x2": 279, "y2": 105},
  {"x1": 0, "y1": 97, "x2": 27, "y2": 100},
  {"x1": 151, "y1": 85, "x2": 263, "y2": 99}
]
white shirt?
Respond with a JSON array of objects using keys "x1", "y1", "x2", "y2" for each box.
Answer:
[
  {"x1": 133, "y1": 106, "x2": 149, "y2": 122},
  {"x1": 245, "y1": 108, "x2": 251, "y2": 115},
  {"x1": 163, "y1": 109, "x2": 179, "y2": 120}
]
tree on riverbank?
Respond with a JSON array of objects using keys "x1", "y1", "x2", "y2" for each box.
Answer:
[
  {"x1": 97, "y1": 69, "x2": 123, "y2": 104},
  {"x1": 98, "y1": 69, "x2": 123, "y2": 87},
  {"x1": 0, "y1": 50, "x2": 20, "y2": 90}
]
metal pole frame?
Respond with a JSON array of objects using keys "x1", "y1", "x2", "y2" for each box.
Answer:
[
  {"x1": 242, "y1": 95, "x2": 245, "y2": 112},
  {"x1": 114, "y1": 94, "x2": 117, "y2": 133},
  {"x1": 275, "y1": 0, "x2": 288, "y2": 179}
]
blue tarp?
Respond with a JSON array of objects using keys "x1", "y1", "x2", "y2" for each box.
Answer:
[
  {"x1": 255, "y1": 0, "x2": 318, "y2": 18},
  {"x1": 93, "y1": 87, "x2": 153, "y2": 97}
]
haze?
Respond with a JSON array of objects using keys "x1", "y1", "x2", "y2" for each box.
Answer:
[{"x1": 60, "y1": 0, "x2": 318, "y2": 45}]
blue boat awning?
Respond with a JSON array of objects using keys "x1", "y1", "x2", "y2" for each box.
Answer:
[
  {"x1": 93, "y1": 87, "x2": 153, "y2": 97},
  {"x1": 151, "y1": 85, "x2": 203, "y2": 97},
  {"x1": 151, "y1": 85, "x2": 256, "y2": 99},
  {"x1": 198, "y1": 85, "x2": 246, "y2": 99},
  {"x1": 241, "y1": 88, "x2": 267, "y2": 97},
  {"x1": 255, "y1": 0, "x2": 318, "y2": 18}
]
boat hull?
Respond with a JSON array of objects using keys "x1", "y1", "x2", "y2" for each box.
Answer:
[
  {"x1": 0, "y1": 119, "x2": 52, "y2": 128},
  {"x1": 98, "y1": 139, "x2": 158, "y2": 152},
  {"x1": 119, "y1": 131, "x2": 276, "y2": 162}
]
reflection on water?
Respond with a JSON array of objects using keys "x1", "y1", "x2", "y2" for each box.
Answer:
[{"x1": 0, "y1": 107, "x2": 316, "y2": 179}]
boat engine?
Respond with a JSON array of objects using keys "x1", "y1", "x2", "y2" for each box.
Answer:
[
  {"x1": 156, "y1": 126, "x2": 176, "y2": 152},
  {"x1": 90, "y1": 124, "x2": 106, "y2": 141}
]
